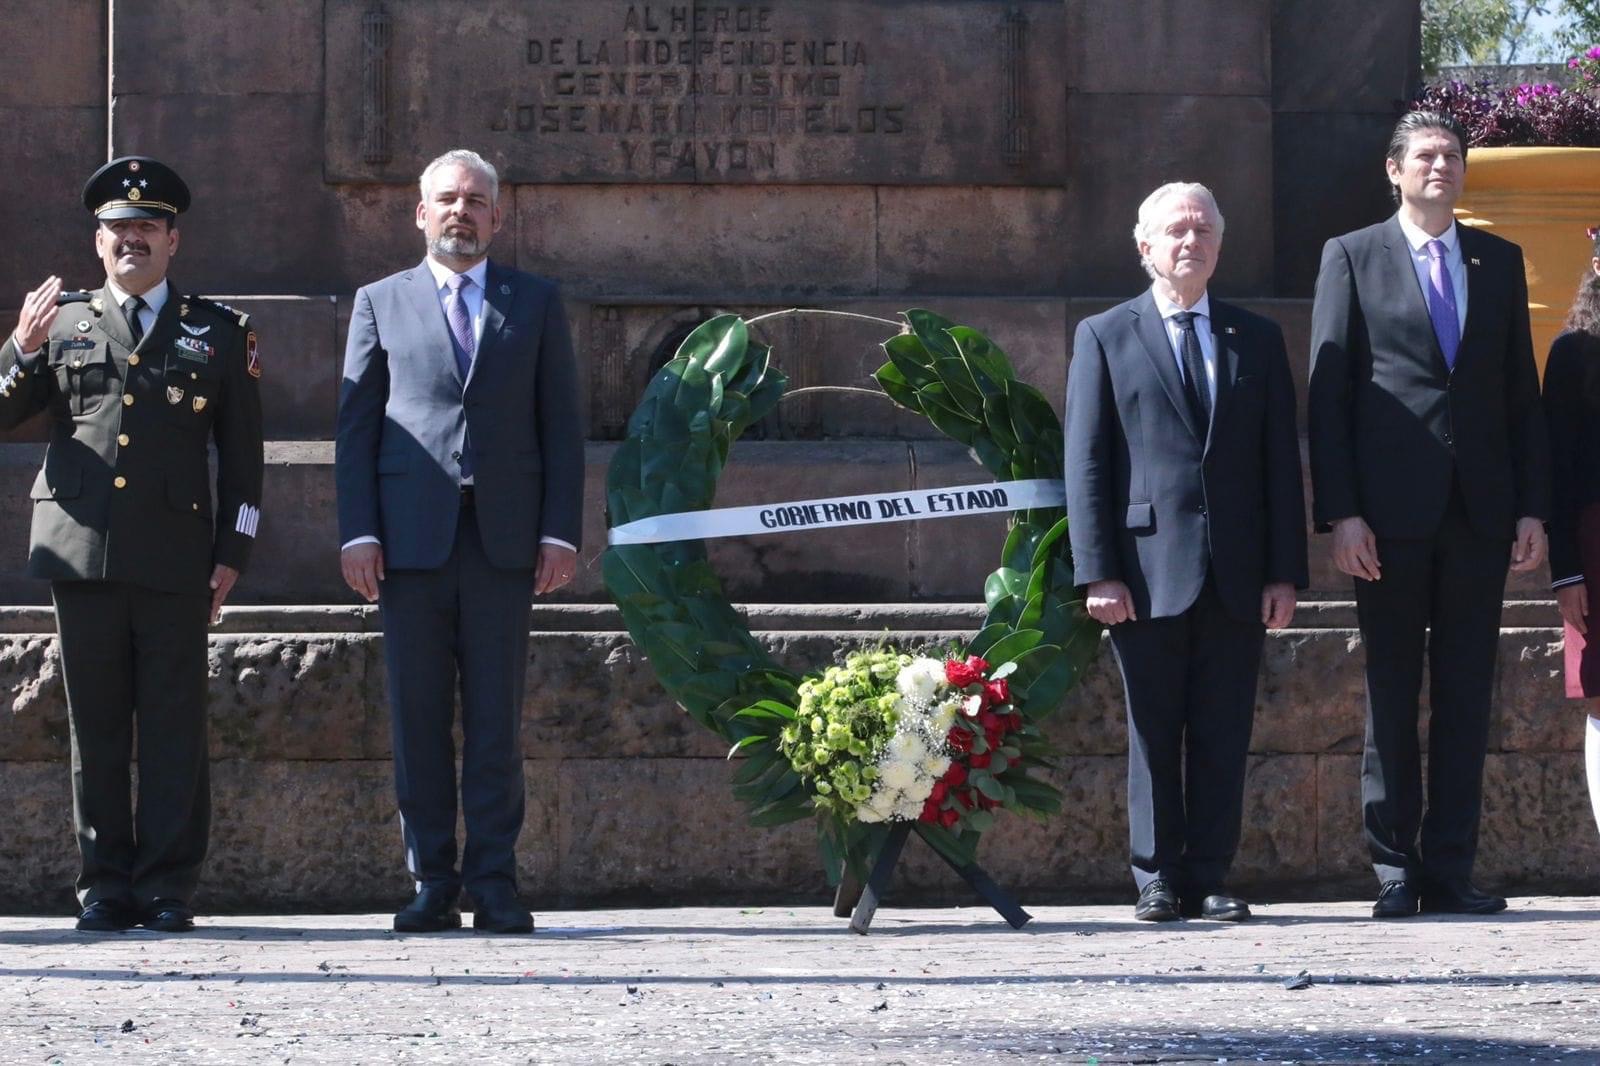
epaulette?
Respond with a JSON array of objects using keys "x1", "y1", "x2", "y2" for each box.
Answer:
[
  {"x1": 56, "y1": 290, "x2": 93, "y2": 305},
  {"x1": 184, "y1": 294, "x2": 250, "y2": 331}
]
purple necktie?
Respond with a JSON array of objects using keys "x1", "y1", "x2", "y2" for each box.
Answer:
[
  {"x1": 445, "y1": 273, "x2": 475, "y2": 382},
  {"x1": 1425, "y1": 238, "x2": 1461, "y2": 369}
]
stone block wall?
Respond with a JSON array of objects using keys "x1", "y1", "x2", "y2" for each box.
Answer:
[{"x1": 1, "y1": 616, "x2": 1595, "y2": 912}]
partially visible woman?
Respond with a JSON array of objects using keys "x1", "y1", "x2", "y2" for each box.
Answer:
[{"x1": 1543, "y1": 224, "x2": 1600, "y2": 840}]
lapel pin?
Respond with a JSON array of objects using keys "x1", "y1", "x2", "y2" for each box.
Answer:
[
  {"x1": 500, "y1": 283, "x2": 511, "y2": 295},
  {"x1": 167, "y1": 385, "x2": 184, "y2": 404},
  {"x1": 192, "y1": 395, "x2": 207, "y2": 413},
  {"x1": 1470, "y1": 257, "x2": 1481, "y2": 266},
  {"x1": 1224, "y1": 326, "x2": 1238, "y2": 335}
]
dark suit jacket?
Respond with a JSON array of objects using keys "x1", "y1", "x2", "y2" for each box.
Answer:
[
  {"x1": 335, "y1": 258, "x2": 584, "y2": 569},
  {"x1": 1307, "y1": 216, "x2": 1550, "y2": 540},
  {"x1": 1064, "y1": 290, "x2": 1309, "y2": 623}
]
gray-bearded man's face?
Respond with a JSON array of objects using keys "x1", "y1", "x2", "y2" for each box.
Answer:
[{"x1": 416, "y1": 164, "x2": 502, "y2": 263}]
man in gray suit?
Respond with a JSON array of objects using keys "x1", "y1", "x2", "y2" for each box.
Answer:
[{"x1": 335, "y1": 148, "x2": 584, "y2": 934}]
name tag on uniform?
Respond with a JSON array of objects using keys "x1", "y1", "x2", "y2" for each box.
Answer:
[
  {"x1": 57, "y1": 339, "x2": 95, "y2": 351},
  {"x1": 174, "y1": 336, "x2": 213, "y2": 362}
]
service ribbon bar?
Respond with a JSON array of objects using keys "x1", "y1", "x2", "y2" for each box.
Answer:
[{"x1": 607, "y1": 478, "x2": 1067, "y2": 546}]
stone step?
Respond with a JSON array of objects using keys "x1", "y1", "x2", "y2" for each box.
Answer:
[
  {"x1": 0, "y1": 624, "x2": 1591, "y2": 910},
  {"x1": 2, "y1": 295, "x2": 1315, "y2": 442},
  {"x1": 0, "y1": 599, "x2": 1565, "y2": 635},
  {"x1": 0, "y1": 438, "x2": 1559, "y2": 604}
]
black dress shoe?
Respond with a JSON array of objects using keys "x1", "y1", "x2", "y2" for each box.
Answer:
[
  {"x1": 1372, "y1": 879, "x2": 1419, "y2": 918},
  {"x1": 1133, "y1": 879, "x2": 1180, "y2": 922},
  {"x1": 142, "y1": 899, "x2": 195, "y2": 933},
  {"x1": 394, "y1": 886, "x2": 462, "y2": 933},
  {"x1": 75, "y1": 899, "x2": 137, "y2": 932},
  {"x1": 1420, "y1": 878, "x2": 1507, "y2": 915},
  {"x1": 1192, "y1": 893, "x2": 1251, "y2": 922},
  {"x1": 470, "y1": 884, "x2": 534, "y2": 934}
]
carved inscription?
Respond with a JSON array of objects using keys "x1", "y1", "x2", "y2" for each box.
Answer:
[
  {"x1": 497, "y1": 5, "x2": 904, "y2": 179},
  {"x1": 323, "y1": 1, "x2": 1066, "y2": 185}
]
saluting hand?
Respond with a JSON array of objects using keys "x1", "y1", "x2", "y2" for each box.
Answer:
[{"x1": 13, "y1": 275, "x2": 63, "y2": 352}]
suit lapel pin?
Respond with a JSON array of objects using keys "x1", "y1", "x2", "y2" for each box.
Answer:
[
  {"x1": 500, "y1": 283, "x2": 511, "y2": 295},
  {"x1": 1224, "y1": 326, "x2": 1238, "y2": 335},
  {"x1": 167, "y1": 385, "x2": 184, "y2": 404},
  {"x1": 192, "y1": 395, "x2": 207, "y2": 413},
  {"x1": 1470, "y1": 257, "x2": 1481, "y2": 266}
]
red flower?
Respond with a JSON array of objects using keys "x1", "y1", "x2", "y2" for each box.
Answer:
[
  {"x1": 970, "y1": 753, "x2": 991, "y2": 769},
  {"x1": 983, "y1": 678, "x2": 1009, "y2": 707},
  {"x1": 943, "y1": 763, "x2": 967, "y2": 786},
  {"x1": 956, "y1": 789, "x2": 976, "y2": 810},
  {"x1": 939, "y1": 807, "x2": 960, "y2": 828},
  {"x1": 945, "y1": 655, "x2": 990, "y2": 688},
  {"x1": 977, "y1": 792, "x2": 1001, "y2": 810},
  {"x1": 947, "y1": 727, "x2": 973, "y2": 754},
  {"x1": 978, "y1": 711, "x2": 1002, "y2": 733},
  {"x1": 920, "y1": 799, "x2": 940, "y2": 823},
  {"x1": 1008, "y1": 712, "x2": 1024, "y2": 731},
  {"x1": 929, "y1": 780, "x2": 949, "y2": 804}
]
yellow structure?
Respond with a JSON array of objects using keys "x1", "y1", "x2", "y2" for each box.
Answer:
[{"x1": 1455, "y1": 146, "x2": 1600, "y2": 375}]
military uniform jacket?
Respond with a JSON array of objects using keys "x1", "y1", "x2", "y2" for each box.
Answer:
[{"x1": 0, "y1": 284, "x2": 264, "y2": 595}]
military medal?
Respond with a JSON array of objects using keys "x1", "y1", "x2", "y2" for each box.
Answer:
[
  {"x1": 247, "y1": 331, "x2": 261, "y2": 379},
  {"x1": 167, "y1": 385, "x2": 184, "y2": 404},
  {"x1": 90, "y1": 298, "x2": 104, "y2": 313},
  {"x1": 192, "y1": 395, "x2": 207, "y2": 413},
  {"x1": 76, "y1": 320, "x2": 90, "y2": 332}
]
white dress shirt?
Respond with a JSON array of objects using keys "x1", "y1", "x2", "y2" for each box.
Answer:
[
  {"x1": 342, "y1": 257, "x2": 575, "y2": 555},
  {"x1": 1152, "y1": 287, "x2": 1216, "y2": 404},
  {"x1": 1396, "y1": 214, "x2": 1469, "y2": 334}
]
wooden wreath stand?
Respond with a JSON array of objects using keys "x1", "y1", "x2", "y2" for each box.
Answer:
[{"x1": 831, "y1": 822, "x2": 1032, "y2": 933}]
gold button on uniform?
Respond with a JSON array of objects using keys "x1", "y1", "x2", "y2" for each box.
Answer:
[
  {"x1": 117, "y1": 433, "x2": 130, "y2": 446},
  {"x1": 128, "y1": 354, "x2": 140, "y2": 366},
  {"x1": 113, "y1": 476, "x2": 127, "y2": 489},
  {"x1": 122, "y1": 394, "x2": 134, "y2": 407}
]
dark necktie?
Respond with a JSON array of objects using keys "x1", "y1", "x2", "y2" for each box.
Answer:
[
  {"x1": 1171, "y1": 310, "x2": 1211, "y2": 431},
  {"x1": 124, "y1": 295, "x2": 146, "y2": 346}
]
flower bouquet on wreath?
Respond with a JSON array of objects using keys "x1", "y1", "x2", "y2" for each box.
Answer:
[{"x1": 754, "y1": 646, "x2": 1063, "y2": 879}]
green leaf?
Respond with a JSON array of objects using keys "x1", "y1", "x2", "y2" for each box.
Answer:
[
  {"x1": 947, "y1": 325, "x2": 1016, "y2": 391},
  {"x1": 676, "y1": 314, "x2": 749, "y2": 377},
  {"x1": 904, "y1": 309, "x2": 961, "y2": 362},
  {"x1": 874, "y1": 361, "x2": 923, "y2": 413},
  {"x1": 727, "y1": 735, "x2": 765, "y2": 759},
  {"x1": 883, "y1": 333, "x2": 937, "y2": 388},
  {"x1": 983, "y1": 568, "x2": 1028, "y2": 610},
  {"x1": 982, "y1": 628, "x2": 1045, "y2": 666},
  {"x1": 734, "y1": 699, "x2": 798, "y2": 721}
]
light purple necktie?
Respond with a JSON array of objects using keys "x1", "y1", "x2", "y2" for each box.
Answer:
[
  {"x1": 445, "y1": 273, "x2": 475, "y2": 382},
  {"x1": 1425, "y1": 238, "x2": 1461, "y2": 369}
]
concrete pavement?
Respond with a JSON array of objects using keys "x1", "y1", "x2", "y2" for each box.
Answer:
[{"x1": 3, "y1": 898, "x2": 1599, "y2": 1064}]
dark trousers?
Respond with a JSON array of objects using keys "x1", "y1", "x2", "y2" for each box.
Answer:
[
  {"x1": 51, "y1": 580, "x2": 211, "y2": 908},
  {"x1": 379, "y1": 505, "x2": 535, "y2": 896},
  {"x1": 1108, "y1": 578, "x2": 1266, "y2": 895},
  {"x1": 1355, "y1": 486, "x2": 1509, "y2": 886}
]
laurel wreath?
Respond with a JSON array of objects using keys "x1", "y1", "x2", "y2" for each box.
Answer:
[{"x1": 601, "y1": 309, "x2": 1102, "y2": 878}]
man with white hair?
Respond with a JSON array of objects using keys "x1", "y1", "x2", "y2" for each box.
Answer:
[
  {"x1": 1064, "y1": 182, "x2": 1307, "y2": 922},
  {"x1": 335, "y1": 148, "x2": 584, "y2": 933}
]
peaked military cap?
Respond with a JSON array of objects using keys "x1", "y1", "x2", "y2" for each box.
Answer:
[{"x1": 81, "y1": 156, "x2": 191, "y2": 220}]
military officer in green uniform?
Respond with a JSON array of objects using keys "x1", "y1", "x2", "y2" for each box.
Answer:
[{"x1": 0, "y1": 157, "x2": 264, "y2": 933}]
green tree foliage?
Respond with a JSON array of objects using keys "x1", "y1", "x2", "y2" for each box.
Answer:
[{"x1": 1423, "y1": 0, "x2": 1600, "y2": 73}]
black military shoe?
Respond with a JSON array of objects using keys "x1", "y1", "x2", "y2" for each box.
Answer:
[
  {"x1": 1420, "y1": 878, "x2": 1507, "y2": 915},
  {"x1": 470, "y1": 884, "x2": 534, "y2": 934},
  {"x1": 394, "y1": 886, "x2": 462, "y2": 933},
  {"x1": 141, "y1": 899, "x2": 195, "y2": 933},
  {"x1": 1372, "y1": 880, "x2": 1419, "y2": 918},
  {"x1": 1133, "y1": 879, "x2": 1181, "y2": 922},
  {"x1": 75, "y1": 899, "x2": 138, "y2": 932}
]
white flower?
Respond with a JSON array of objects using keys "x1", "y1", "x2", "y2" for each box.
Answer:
[
  {"x1": 895, "y1": 657, "x2": 945, "y2": 702},
  {"x1": 888, "y1": 731, "x2": 927, "y2": 763},
  {"x1": 856, "y1": 803, "x2": 886, "y2": 823},
  {"x1": 892, "y1": 796, "x2": 925, "y2": 821},
  {"x1": 963, "y1": 694, "x2": 983, "y2": 718},
  {"x1": 879, "y1": 757, "x2": 921, "y2": 793},
  {"x1": 922, "y1": 754, "x2": 951, "y2": 778}
]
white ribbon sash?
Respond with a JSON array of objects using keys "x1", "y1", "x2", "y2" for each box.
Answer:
[{"x1": 607, "y1": 478, "x2": 1066, "y2": 546}]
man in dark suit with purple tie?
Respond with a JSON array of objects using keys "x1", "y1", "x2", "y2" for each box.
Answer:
[{"x1": 1308, "y1": 111, "x2": 1551, "y2": 918}]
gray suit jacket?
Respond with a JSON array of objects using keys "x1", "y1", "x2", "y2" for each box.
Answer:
[{"x1": 335, "y1": 258, "x2": 584, "y2": 569}]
